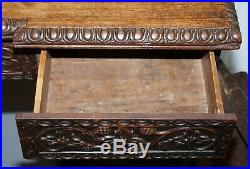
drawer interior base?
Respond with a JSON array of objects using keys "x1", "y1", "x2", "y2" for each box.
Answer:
[{"x1": 47, "y1": 58, "x2": 207, "y2": 114}]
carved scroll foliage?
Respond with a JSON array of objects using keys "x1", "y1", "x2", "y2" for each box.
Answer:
[
  {"x1": 16, "y1": 119, "x2": 234, "y2": 159},
  {"x1": 2, "y1": 19, "x2": 36, "y2": 80},
  {"x1": 2, "y1": 43, "x2": 37, "y2": 80}
]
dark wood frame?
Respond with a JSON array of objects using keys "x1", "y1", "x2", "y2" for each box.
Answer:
[{"x1": 1, "y1": 2, "x2": 242, "y2": 160}]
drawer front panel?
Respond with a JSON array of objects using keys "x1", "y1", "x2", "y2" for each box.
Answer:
[
  {"x1": 16, "y1": 50, "x2": 236, "y2": 160},
  {"x1": 16, "y1": 116, "x2": 235, "y2": 159}
]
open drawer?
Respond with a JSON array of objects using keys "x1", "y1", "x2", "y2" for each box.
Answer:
[{"x1": 16, "y1": 50, "x2": 236, "y2": 159}]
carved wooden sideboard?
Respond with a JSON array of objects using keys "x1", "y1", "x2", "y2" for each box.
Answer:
[{"x1": 2, "y1": 2, "x2": 242, "y2": 160}]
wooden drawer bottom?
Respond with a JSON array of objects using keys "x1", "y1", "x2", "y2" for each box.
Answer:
[{"x1": 16, "y1": 50, "x2": 236, "y2": 159}]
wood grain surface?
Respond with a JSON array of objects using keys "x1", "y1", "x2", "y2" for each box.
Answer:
[
  {"x1": 3, "y1": 2, "x2": 230, "y2": 28},
  {"x1": 46, "y1": 58, "x2": 207, "y2": 114}
]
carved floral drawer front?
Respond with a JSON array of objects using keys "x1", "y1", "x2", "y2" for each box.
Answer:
[
  {"x1": 16, "y1": 116, "x2": 235, "y2": 159},
  {"x1": 15, "y1": 50, "x2": 236, "y2": 159}
]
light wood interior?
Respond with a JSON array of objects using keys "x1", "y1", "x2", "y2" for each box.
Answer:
[
  {"x1": 34, "y1": 50, "x2": 224, "y2": 114},
  {"x1": 33, "y1": 50, "x2": 51, "y2": 113},
  {"x1": 3, "y1": 2, "x2": 229, "y2": 28}
]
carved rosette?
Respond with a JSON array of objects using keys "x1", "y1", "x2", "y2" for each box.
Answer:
[
  {"x1": 2, "y1": 19, "x2": 27, "y2": 40},
  {"x1": 13, "y1": 27, "x2": 241, "y2": 49},
  {"x1": 16, "y1": 119, "x2": 234, "y2": 159}
]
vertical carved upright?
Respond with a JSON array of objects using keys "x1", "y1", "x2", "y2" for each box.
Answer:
[
  {"x1": 2, "y1": 19, "x2": 37, "y2": 80},
  {"x1": 2, "y1": 43, "x2": 37, "y2": 80}
]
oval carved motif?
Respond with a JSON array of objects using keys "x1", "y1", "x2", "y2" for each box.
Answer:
[
  {"x1": 27, "y1": 28, "x2": 43, "y2": 42},
  {"x1": 79, "y1": 28, "x2": 94, "y2": 42},
  {"x1": 157, "y1": 127, "x2": 216, "y2": 151},
  {"x1": 39, "y1": 127, "x2": 97, "y2": 152}
]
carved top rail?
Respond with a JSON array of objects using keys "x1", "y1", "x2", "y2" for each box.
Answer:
[{"x1": 2, "y1": 2, "x2": 241, "y2": 50}]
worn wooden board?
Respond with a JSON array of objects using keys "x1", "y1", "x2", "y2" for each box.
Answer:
[
  {"x1": 3, "y1": 2, "x2": 230, "y2": 28},
  {"x1": 43, "y1": 57, "x2": 208, "y2": 114}
]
